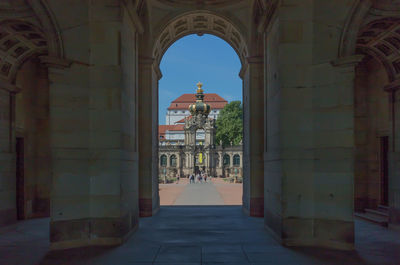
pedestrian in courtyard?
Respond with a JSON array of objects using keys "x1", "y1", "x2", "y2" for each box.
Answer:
[
  {"x1": 204, "y1": 174, "x2": 207, "y2": 183},
  {"x1": 176, "y1": 174, "x2": 180, "y2": 184},
  {"x1": 190, "y1": 174, "x2": 194, "y2": 184}
]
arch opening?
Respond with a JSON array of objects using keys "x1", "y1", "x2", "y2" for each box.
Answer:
[
  {"x1": 156, "y1": 32, "x2": 244, "y2": 206},
  {"x1": 352, "y1": 15, "x2": 400, "y2": 228},
  {"x1": 0, "y1": 18, "x2": 53, "y2": 227}
]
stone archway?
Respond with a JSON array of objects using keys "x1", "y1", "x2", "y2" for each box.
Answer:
[
  {"x1": 338, "y1": 0, "x2": 400, "y2": 230},
  {"x1": 1, "y1": 0, "x2": 377, "y2": 252},
  {"x1": 137, "y1": 7, "x2": 265, "y2": 218},
  {"x1": 152, "y1": 11, "x2": 249, "y2": 67},
  {"x1": 0, "y1": 16, "x2": 63, "y2": 226}
]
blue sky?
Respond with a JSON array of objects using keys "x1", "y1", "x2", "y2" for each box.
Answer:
[{"x1": 159, "y1": 34, "x2": 242, "y2": 124}]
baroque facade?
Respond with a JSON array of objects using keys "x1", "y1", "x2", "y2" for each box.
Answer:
[
  {"x1": 159, "y1": 83, "x2": 242, "y2": 179},
  {"x1": 159, "y1": 91, "x2": 228, "y2": 144},
  {"x1": 0, "y1": 0, "x2": 399, "y2": 253}
]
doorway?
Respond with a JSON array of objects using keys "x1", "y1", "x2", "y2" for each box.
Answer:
[
  {"x1": 16, "y1": 137, "x2": 24, "y2": 220},
  {"x1": 380, "y1": 136, "x2": 389, "y2": 206}
]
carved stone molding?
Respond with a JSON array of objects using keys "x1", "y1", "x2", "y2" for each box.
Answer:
[
  {"x1": 154, "y1": 0, "x2": 244, "y2": 8},
  {"x1": 38, "y1": 55, "x2": 72, "y2": 69},
  {"x1": 0, "y1": 79, "x2": 20, "y2": 93},
  {"x1": 331, "y1": 54, "x2": 365, "y2": 67},
  {"x1": 152, "y1": 11, "x2": 248, "y2": 66},
  {"x1": 384, "y1": 79, "x2": 400, "y2": 92}
]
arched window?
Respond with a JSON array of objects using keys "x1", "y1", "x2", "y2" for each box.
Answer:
[
  {"x1": 233, "y1": 154, "x2": 240, "y2": 166},
  {"x1": 170, "y1": 155, "x2": 177, "y2": 167},
  {"x1": 223, "y1": 154, "x2": 230, "y2": 166},
  {"x1": 160, "y1": 155, "x2": 167, "y2": 166}
]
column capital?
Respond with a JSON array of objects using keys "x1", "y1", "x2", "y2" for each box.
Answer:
[
  {"x1": 0, "y1": 79, "x2": 21, "y2": 94},
  {"x1": 39, "y1": 55, "x2": 72, "y2": 69},
  {"x1": 246, "y1": 56, "x2": 264, "y2": 64},
  {"x1": 331, "y1": 54, "x2": 365, "y2": 67},
  {"x1": 139, "y1": 56, "x2": 155, "y2": 65},
  {"x1": 240, "y1": 56, "x2": 264, "y2": 79},
  {"x1": 384, "y1": 79, "x2": 400, "y2": 93}
]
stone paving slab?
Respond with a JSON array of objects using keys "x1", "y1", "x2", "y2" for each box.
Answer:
[
  {"x1": 1, "y1": 207, "x2": 400, "y2": 264},
  {"x1": 173, "y1": 182, "x2": 225, "y2": 205},
  {"x1": 160, "y1": 178, "x2": 243, "y2": 206}
]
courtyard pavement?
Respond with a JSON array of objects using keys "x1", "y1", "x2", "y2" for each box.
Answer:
[
  {"x1": 1, "y1": 182, "x2": 400, "y2": 264},
  {"x1": 160, "y1": 178, "x2": 242, "y2": 206}
]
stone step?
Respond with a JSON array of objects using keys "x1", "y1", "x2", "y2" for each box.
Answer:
[
  {"x1": 355, "y1": 212, "x2": 388, "y2": 227},
  {"x1": 378, "y1": 205, "x2": 389, "y2": 213},
  {"x1": 365, "y1": 208, "x2": 389, "y2": 217}
]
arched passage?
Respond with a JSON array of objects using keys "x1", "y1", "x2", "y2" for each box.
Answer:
[
  {"x1": 351, "y1": 15, "x2": 400, "y2": 229},
  {"x1": 0, "y1": 19, "x2": 55, "y2": 225},
  {"x1": 138, "y1": 10, "x2": 264, "y2": 217}
]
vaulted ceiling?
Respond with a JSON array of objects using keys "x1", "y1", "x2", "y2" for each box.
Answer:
[
  {"x1": 0, "y1": 20, "x2": 48, "y2": 82},
  {"x1": 357, "y1": 18, "x2": 400, "y2": 82}
]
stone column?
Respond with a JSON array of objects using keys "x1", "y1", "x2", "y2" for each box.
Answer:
[
  {"x1": 166, "y1": 154, "x2": 170, "y2": 167},
  {"x1": 386, "y1": 80, "x2": 400, "y2": 231},
  {"x1": 50, "y1": 1, "x2": 140, "y2": 249},
  {"x1": 263, "y1": 1, "x2": 361, "y2": 248},
  {"x1": 242, "y1": 56, "x2": 265, "y2": 217},
  {"x1": 138, "y1": 56, "x2": 160, "y2": 217}
]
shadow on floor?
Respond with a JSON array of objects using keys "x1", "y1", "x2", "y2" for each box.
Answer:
[{"x1": 2, "y1": 206, "x2": 400, "y2": 265}]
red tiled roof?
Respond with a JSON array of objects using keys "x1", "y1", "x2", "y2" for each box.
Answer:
[
  {"x1": 168, "y1": 93, "x2": 228, "y2": 110},
  {"x1": 175, "y1": 116, "x2": 192, "y2": 124},
  {"x1": 175, "y1": 115, "x2": 214, "y2": 124},
  {"x1": 158, "y1": 124, "x2": 184, "y2": 139}
]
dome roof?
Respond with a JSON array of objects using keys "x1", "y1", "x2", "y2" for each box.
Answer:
[{"x1": 189, "y1": 82, "x2": 211, "y2": 117}]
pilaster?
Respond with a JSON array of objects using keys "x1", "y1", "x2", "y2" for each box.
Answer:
[
  {"x1": 384, "y1": 79, "x2": 400, "y2": 231},
  {"x1": 138, "y1": 56, "x2": 160, "y2": 217},
  {"x1": 242, "y1": 55, "x2": 264, "y2": 217}
]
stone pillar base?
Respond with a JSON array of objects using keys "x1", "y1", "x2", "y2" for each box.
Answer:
[
  {"x1": 389, "y1": 207, "x2": 400, "y2": 231},
  {"x1": 243, "y1": 197, "x2": 264, "y2": 217},
  {"x1": 50, "y1": 215, "x2": 138, "y2": 250},
  {"x1": 139, "y1": 198, "x2": 160, "y2": 217},
  {"x1": 0, "y1": 208, "x2": 16, "y2": 226},
  {"x1": 265, "y1": 218, "x2": 354, "y2": 250}
]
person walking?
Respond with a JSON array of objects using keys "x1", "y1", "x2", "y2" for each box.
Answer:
[{"x1": 190, "y1": 174, "x2": 194, "y2": 184}]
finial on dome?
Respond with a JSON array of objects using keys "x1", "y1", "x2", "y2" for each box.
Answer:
[
  {"x1": 196, "y1": 82, "x2": 203, "y2": 93},
  {"x1": 189, "y1": 82, "x2": 211, "y2": 117}
]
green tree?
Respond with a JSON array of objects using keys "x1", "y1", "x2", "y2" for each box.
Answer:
[{"x1": 215, "y1": 101, "x2": 243, "y2": 146}]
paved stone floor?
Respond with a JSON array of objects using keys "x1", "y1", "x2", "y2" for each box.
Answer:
[
  {"x1": 1, "y1": 206, "x2": 400, "y2": 265},
  {"x1": 173, "y1": 181, "x2": 225, "y2": 205},
  {"x1": 160, "y1": 178, "x2": 242, "y2": 206}
]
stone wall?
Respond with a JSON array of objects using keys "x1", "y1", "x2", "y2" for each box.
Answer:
[
  {"x1": 48, "y1": 0, "x2": 140, "y2": 249},
  {"x1": 354, "y1": 58, "x2": 390, "y2": 211}
]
